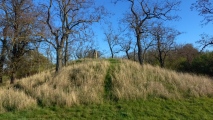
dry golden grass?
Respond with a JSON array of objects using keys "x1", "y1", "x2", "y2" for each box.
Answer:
[
  {"x1": 0, "y1": 59, "x2": 213, "y2": 113},
  {"x1": 0, "y1": 88, "x2": 36, "y2": 113},
  {"x1": 112, "y1": 59, "x2": 213, "y2": 100},
  {"x1": 13, "y1": 59, "x2": 109, "y2": 107}
]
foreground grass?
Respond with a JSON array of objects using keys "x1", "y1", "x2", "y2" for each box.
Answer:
[{"x1": 0, "y1": 98, "x2": 213, "y2": 119}]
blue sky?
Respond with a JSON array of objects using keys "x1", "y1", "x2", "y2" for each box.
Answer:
[{"x1": 93, "y1": 0, "x2": 213, "y2": 55}]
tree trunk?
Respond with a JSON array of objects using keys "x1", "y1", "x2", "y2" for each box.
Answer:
[
  {"x1": 0, "y1": 26, "x2": 9, "y2": 84},
  {"x1": 0, "y1": 59, "x2": 4, "y2": 83},
  {"x1": 0, "y1": 40, "x2": 7, "y2": 84},
  {"x1": 10, "y1": 44, "x2": 18, "y2": 84},
  {"x1": 159, "y1": 51, "x2": 164, "y2": 68},
  {"x1": 109, "y1": 46, "x2": 114, "y2": 58},
  {"x1": 136, "y1": 33, "x2": 143, "y2": 65},
  {"x1": 56, "y1": 46, "x2": 63, "y2": 72},
  {"x1": 158, "y1": 48, "x2": 164, "y2": 68},
  {"x1": 126, "y1": 50, "x2": 130, "y2": 59},
  {"x1": 10, "y1": 71, "x2": 15, "y2": 84},
  {"x1": 111, "y1": 53, "x2": 114, "y2": 58},
  {"x1": 64, "y1": 37, "x2": 69, "y2": 66},
  {"x1": 157, "y1": 35, "x2": 164, "y2": 68},
  {"x1": 133, "y1": 44, "x2": 137, "y2": 61}
]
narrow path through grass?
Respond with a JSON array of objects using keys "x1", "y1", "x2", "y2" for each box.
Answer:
[{"x1": 104, "y1": 59, "x2": 120, "y2": 101}]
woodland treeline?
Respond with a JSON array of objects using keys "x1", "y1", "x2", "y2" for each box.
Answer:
[{"x1": 0, "y1": 0, "x2": 212, "y2": 84}]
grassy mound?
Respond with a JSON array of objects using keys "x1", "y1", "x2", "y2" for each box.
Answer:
[
  {"x1": 13, "y1": 59, "x2": 109, "y2": 107},
  {"x1": 0, "y1": 59, "x2": 212, "y2": 113}
]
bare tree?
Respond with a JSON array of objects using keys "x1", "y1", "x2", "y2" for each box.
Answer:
[
  {"x1": 64, "y1": 27, "x2": 97, "y2": 64},
  {"x1": 104, "y1": 23, "x2": 121, "y2": 58},
  {"x1": 192, "y1": 0, "x2": 213, "y2": 51},
  {"x1": 114, "y1": 0, "x2": 181, "y2": 65},
  {"x1": 42, "y1": 0, "x2": 103, "y2": 72},
  {"x1": 119, "y1": 39, "x2": 132, "y2": 59},
  {"x1": 0, "y1": 0, "x2": 41, "y2": 84},
  {"x1": 119, "y1": 33, "x2": 133, "y2": 59},
  {"x1": 140, "y1": 32, "x2": 155, "y2": 63},
  {"x1": 150, "y1": 23, "x2": 180, "y2": 67},
  {"x1": 74, "y1": 38, "x2": 96, "y2": 59}
]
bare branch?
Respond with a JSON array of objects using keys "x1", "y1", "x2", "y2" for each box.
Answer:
[
  {"x1": 192, "y1": 0, "x2": 213, "y2": 25},
  {"x1": 197, "y1": 34, "x2": 213, "y2": 51}
]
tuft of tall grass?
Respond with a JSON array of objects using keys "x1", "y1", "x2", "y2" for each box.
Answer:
[
  {"x1": 112, "y1": 59, "x2": 213, "y2": 100},
  {"x1": 13, "y1": 71, "x2": 52, "y2": 100},
  {"x1": 0, "y1": 88, "x2": 36, "y2": 113},
  {"x1": 56, "y1": 60, "x2": 109, "y2": 105},
  {"x1": 34, "y1": 84, "x2": 78, "y2": 107}
]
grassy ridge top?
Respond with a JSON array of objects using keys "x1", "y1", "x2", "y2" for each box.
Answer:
[{"x1": 0, "y1": 59, "x2": 213, "y2": 113}]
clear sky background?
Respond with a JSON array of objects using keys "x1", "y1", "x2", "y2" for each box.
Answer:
[{"x1": 93, "y1": 0, "x2": 213, "y2": 56}]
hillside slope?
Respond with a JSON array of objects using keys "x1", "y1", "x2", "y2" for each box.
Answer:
[{"x1": 0, "y1": 59, "x2": 213, "y2": 113}]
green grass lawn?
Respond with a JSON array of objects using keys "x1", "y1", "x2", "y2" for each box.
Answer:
[{"x1": 1, "y1": 98, "x2": 213, "y2": 120}]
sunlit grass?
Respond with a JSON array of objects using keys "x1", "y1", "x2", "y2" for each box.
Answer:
[
  {"x1": 0, "y1": 89, "x2": 36, "y2": 113},
  {"x1": 13, "y1": 59, "x2": 110, "y2": 107},
  {"x1": 112, "y1": 59, "x2": 213, "y2": 100}
]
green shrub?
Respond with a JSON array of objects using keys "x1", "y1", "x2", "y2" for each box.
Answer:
[{"x1": 191, "y1": 52, "x2": 213, "y2": 76}]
